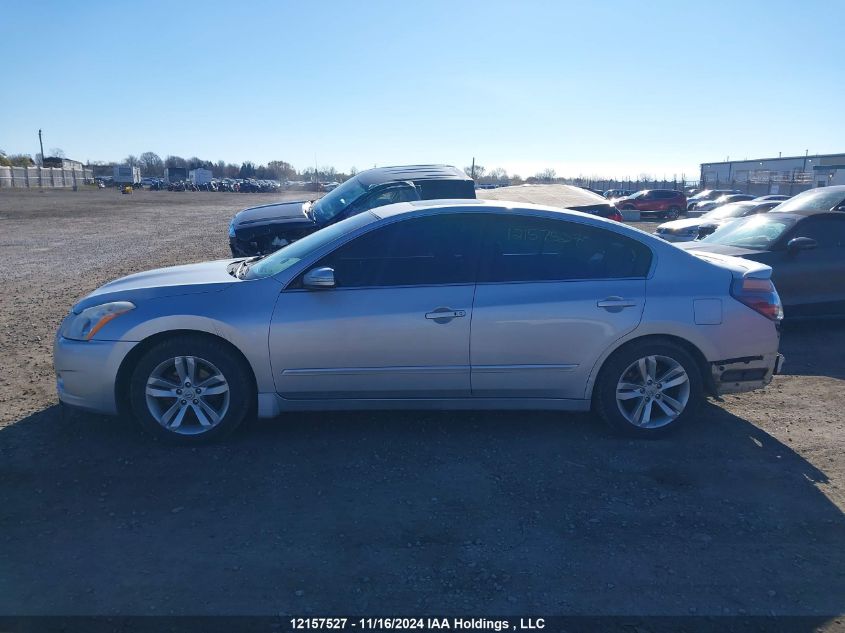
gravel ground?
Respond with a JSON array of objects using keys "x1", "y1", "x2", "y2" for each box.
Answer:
[{"x1": 0, "y1": 189, "x2": 843, "y2": 624}]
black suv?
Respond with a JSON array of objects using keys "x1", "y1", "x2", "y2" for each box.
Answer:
[{"x1": 228, "y1": 165, "x2": 476, "y2": 256}]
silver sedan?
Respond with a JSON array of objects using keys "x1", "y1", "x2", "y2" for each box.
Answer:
[{"x1": 54, "y1": 201, "x2": 784, "y2": 443}]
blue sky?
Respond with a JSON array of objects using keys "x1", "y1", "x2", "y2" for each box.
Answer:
[{"x1": 2, "y1": 0, "x2": 843, "y2": 179}]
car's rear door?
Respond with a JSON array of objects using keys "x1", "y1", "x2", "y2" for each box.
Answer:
[
  {"x1": 470, "y1": 214, "x2": 651, "y2": 399},
  {"x1": 270, "y1": 213, "x2": 483, "y2": 399}
]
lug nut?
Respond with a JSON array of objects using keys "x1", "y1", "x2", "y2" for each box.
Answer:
[
  {"x1": 180, "y1": 399, "x2": 186, "y2": 405},
  {"x1": 176, "y1": 388, "x2": 182, "y2": 395},
  {"x1": 195, "y1": 388, "x2": 201, "y2": 394},
  {"x1": 193, "y1": 399, "x2": 198, "y2": 405},
  {"x1": 185, "y1": 381, "x2": 191, "y2": 387}
]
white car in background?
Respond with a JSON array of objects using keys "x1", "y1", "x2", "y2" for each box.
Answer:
[
  {"x1": 689, "y1": 193, "x2": 755, "y2": 216},
  {"x1": 654, "y1": 200, "x2": 783, "y2": 242}
]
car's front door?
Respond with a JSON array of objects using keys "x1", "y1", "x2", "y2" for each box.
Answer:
[
  {"x1": 752, "y1": 215, "x2": 845, "y2": 316},
  {"x1": 269, "y1": 213, "x2": 483, "y2": 399},
  {"x1": 470, "y1": 214, "x2": 651, "y2": 399}
]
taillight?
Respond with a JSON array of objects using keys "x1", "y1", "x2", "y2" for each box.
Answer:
[{"x1": 730, "y1": 277, "x2": 783, "y2": 321}]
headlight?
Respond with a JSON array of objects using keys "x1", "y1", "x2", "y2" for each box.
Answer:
[
  {"x1": 62, "y1": 301, "x2": 135, "y2": 341},
  {"x1": 228, "y1": 221, "x2": 236, "y2": 238}
]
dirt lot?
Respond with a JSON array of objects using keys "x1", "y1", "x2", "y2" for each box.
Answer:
[{"x1": 0, "y1": 189, "x2": 843, "y2": 625}]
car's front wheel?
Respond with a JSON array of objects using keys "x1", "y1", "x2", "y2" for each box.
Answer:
[
  {"x1": 128, "y1": 335, "x2": 253, "y2": 444},
  {"x1": 593, "y1": 340, "x2": 703, "y2": 437}
]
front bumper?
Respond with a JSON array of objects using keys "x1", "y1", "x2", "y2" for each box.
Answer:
[
  {"x1": 712, "y1": 352, "x2": 784, "y2": 395},
  {"x1": 53, "y1": 335, "x2": 137, "y2": 415}
]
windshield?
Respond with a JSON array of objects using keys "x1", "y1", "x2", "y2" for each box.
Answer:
[
  {"x1": 700, "y1": 214, "x2": 797, "y2": 250},
  {"x1": 771, "y1": 188, "x2": 845, "y2": 213},
  {"x1": 703, "y1": 202, "x2": 755, "y2": 220},
  {"x1": 244, "y1": 212, "x2": 376, "y2": 279},
  {"x1": 311, "y1": 177, "x2": 369, "y2": 223},
  {"x1": 629, "y1": 190, "x2": 648, "y2": 198}
]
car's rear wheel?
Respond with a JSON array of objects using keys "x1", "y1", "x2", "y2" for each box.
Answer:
[
  {"x1": 593, "y1": 340, "x2": 703, "y2": 437},
  {"x1": 128, "y1": 335, "x2": 253, "y2": 444}
]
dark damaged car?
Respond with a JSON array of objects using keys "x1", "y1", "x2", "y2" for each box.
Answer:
[{"x1": 228, "y1": 165, "x2": 476, "y2": 256}]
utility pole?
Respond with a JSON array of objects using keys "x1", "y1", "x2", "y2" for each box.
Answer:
[
  {"x1": 471, "y1": 157, "x2": 475, "y2": 180},
  {"x1": 38, "y1": 129, "x2": 45, "y2": 166}
]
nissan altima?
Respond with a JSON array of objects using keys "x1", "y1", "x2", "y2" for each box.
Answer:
[{"x1": 55, "y1": 201, "x2": 784, "y2": 443}]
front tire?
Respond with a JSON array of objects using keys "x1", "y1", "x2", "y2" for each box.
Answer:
[
  {"x1": 593, "y1": 340, "x2": 704, "y2": 437},
  {"x1": 128, "y1": 335, "x2": 253, "y2": 444},
  {"x1": 662, "y1": 206, "x2": 681, "y2": 220}
]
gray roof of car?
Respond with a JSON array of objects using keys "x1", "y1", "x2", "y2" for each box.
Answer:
[{"x1": 356, "y1": 164, "x2": 469, "y2": 186}]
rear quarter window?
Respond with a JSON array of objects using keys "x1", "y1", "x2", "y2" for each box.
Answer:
[{"x1": 480, "y1": 215, "x2": 653, "y2": 283}]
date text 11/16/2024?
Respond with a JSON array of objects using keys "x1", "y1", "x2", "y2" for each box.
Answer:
[{"x1": 290, "y1": 618, "x2": 546, "y2": 631}]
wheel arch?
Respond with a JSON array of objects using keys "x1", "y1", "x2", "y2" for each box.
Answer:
[
  {"x1": 114, "y1": 329, "x2": 258, "y2": 417},
  {"x1": 585, "y1": 333, "x2": 714, "y2": 403}
]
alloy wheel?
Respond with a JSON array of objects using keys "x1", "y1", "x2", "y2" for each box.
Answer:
[
  {"x1": 145, "y1": 356, "x2": 230, "y2": 435},
  {"x1": 615, "y1": 355, "x2": 690, "y2": 429}
]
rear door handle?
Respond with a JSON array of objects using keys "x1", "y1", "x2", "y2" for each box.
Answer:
[
  {"x1": 425, "y1": 307, "x2": 467, "y2": 322},
  {"x1": 597, "y1": 296, "x2": 638, "y2": 309}
]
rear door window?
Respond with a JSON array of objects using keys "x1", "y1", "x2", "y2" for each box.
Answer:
[{"x1": 478, "y1": 215, "x2": 652, "y2": 283}]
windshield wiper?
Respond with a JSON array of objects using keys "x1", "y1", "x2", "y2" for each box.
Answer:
[{"x1": 234, "y1": 255, "x2": 265, "y2": 279}]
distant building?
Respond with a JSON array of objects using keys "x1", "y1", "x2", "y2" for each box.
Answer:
[
  {"x1": 42, "y1": 156, "x2": 84, "y2": 170},
  {"x1": 700, "y1": 152, "x2": 845, "y2": 196}
]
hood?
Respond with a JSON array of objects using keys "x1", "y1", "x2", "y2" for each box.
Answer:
[
  {"x1": 74, "y1": 259, "x2": 241, "y2": 312},
  {"x1": 233, "y1": 200, "x2": 313, "y2": 227}
]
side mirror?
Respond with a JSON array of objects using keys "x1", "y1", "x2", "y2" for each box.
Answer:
[
  {"x1": 303, "y1": 266, "x2": 336, "y2": 289},
  {"x1": 786, "y1": 237, "x2": 817, "y2": 254}
]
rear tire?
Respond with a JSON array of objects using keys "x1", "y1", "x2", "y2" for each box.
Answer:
[
  {"x1": 593, "y1": 339, "x2": 704, "y2": 438},
  {"x1": 128, "y1": 335, "x2": 253, "y2": 444}
]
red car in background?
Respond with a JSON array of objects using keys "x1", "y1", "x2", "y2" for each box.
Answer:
[{"x1": 614, "y1": 189, "x2": 687, "y2": 220}]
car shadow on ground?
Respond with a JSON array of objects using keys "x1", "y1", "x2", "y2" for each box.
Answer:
[{"x1": 0, "y1": 399, "x2": 843, "y2": 627}]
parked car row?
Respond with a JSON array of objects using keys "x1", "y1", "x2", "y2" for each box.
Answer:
[{"x1": 150, "y1": 178, "x2": 283, "y2": 193}]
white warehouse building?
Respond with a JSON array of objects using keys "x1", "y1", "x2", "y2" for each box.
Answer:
[{"x1": 700, "y1": 152, "x2": 845, "y2": 197}]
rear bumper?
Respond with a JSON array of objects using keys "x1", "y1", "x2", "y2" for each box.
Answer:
[{"x1": 711, "y1": 352, "x2": 784, "y2": 395}]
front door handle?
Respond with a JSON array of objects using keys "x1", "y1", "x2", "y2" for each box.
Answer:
[
  {"x1": 425, "y1": 307, "x2": 467, "y2": 323},
  {"x1": 597, "y1": 296, "x2": 638, "y2": 310}
]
